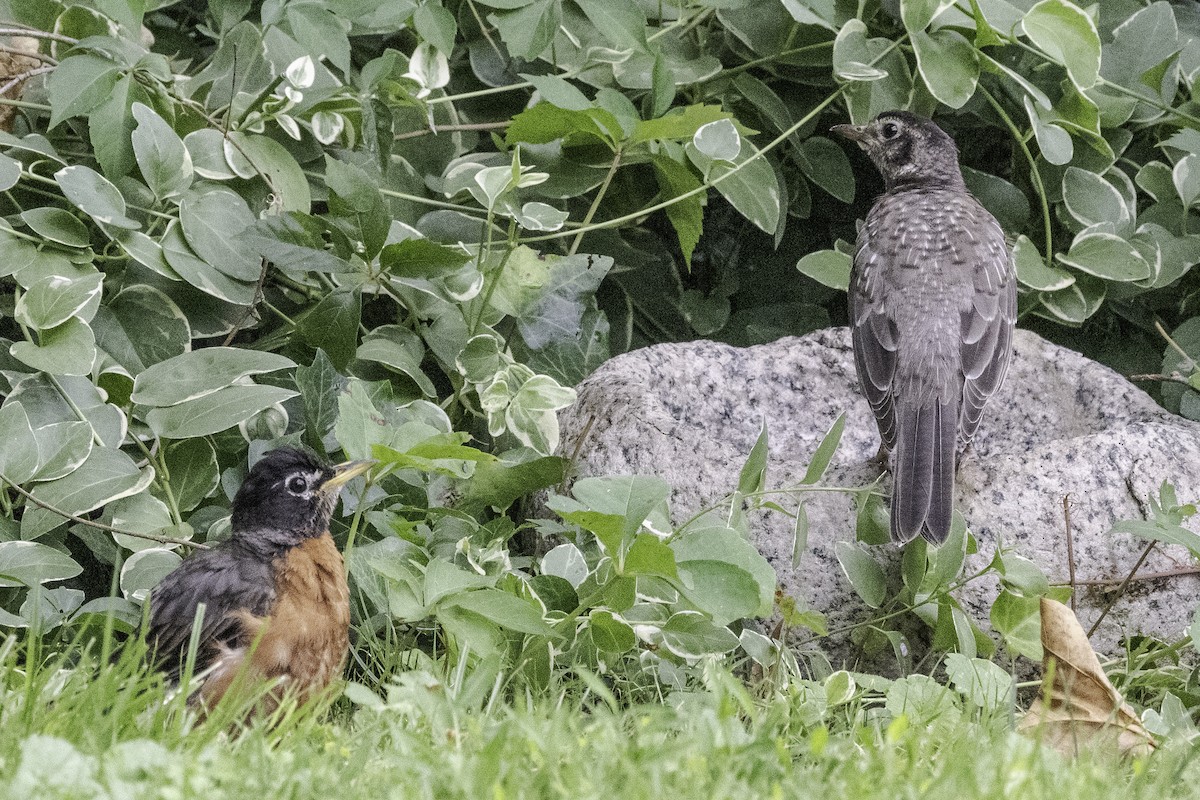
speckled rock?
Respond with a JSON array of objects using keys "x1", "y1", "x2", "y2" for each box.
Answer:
[{"x1": 555, "y1": 327, "x2": 1200, "y2": 670}]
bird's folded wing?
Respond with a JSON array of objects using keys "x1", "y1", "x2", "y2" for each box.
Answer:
[
  {"x1": 958, "y1": 221, "x2": 1016, "y2": 443},
  {"x1": 146, "y1": 547, "x2": 274, "y2": 681},
  {"x1": 850, "y1": 236, "x2": 900, "y2": 451}
]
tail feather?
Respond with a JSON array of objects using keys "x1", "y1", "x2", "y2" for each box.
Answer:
[{"x1": 891, "y1": 398, "x2": 956, "y2": 544}]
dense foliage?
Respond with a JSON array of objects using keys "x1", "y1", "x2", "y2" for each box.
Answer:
[{"x1": 0, "y1": 0, "x2": 1199, "y2": 708}]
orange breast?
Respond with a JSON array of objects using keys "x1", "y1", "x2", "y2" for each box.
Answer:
[{"x1": 199, "y1": 534, "x2": 350, "y2": 714}]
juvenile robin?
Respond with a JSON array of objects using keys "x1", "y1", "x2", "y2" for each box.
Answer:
[
  {"x1": 145, "y1": 447, "x2": 372, "y2": 713},
  {"x1": 832, "y1": 111, "x2": 1016, "y2": 544}
]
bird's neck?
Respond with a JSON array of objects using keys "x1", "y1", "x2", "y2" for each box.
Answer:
[{"x1": 885, "y1": 170, "x2": 966, "y2": 194}]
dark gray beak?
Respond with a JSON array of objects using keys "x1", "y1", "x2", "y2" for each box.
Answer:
[{"x1": 831, "y1": 123, "x2": 867, "y2": 142}]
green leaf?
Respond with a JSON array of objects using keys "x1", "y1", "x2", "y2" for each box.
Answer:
[
  {"x1": 108, "y1": 491, "x2": 179, "y2": 552},
  {"x1": 54, "y1": 165, "x2": 139, "y2": 229},
  {"x1": 1021, "y1": 0, "x2": 1100, "y2": 92},
  {"x1": 652, "y1": 155, "x2": 703, "y2": 268},
  {"x1": 443, "y1": 588, "x2": 555, "y2": 636},
  {"x1": 589, "y1": 610, "x2": 637, "y2": 653},
  {"x1": 185, "y1": 128, "x2": 237, "y2": 180},
  {"x1": 801, "y1": 412, "x2": 846, "y2": 485},
  {"x1": 491, "y1": 247, "x2": 614, "y2": 352},
  {"x1": 529, "y1": 574, "x2": 576, "y2": 614},
  {"x1": 0, "y1": 542, "x2": 82, "y2": 588},
  {"x1": 659, "y1": 611, "x2": 740, "y2": 658},
  {"x1": 237, "y1": 213, "x2": 351, "y2": 275},
  {"x1": 692, "y1": 119, "x2": 740, "y2": 161},
  {"x1": 356, "y1": 326, "x2": 436, "y2": 397},
  {"x1": 20, "y1": 208, "x2": 90, "y2": 248},
  {"x1": 798, "y1": 136, "x2": 855, "y2": 203},
  {"x1": 0, "y1": 153, "x2": 20, "y2": 191},
  {"x1": 506, "y1": 102, "x2": 620, "y2": 149},
  {"x1": 944, "y1": 653, "x2": 1014, "y2": 712},
  {"x1": 22, "y1": 447, "x2": 151, "y2": 540},
  {"x1": 542, "y1": 543, "x2": 588, "y2": 588},
  {"x1": 163, "y1": 438, "x2": 219, "y2": 513},
  {"x1": 1062, "y1": 167, "x2": 1130, "y2": 228},
  {"x1": 672, "y1": 525, "x2": 775, "y2": 620},
  {"x1": 999, "y1": 551, "x2": 1050, "y2": 596},
  {"x1": 990, "y1": 589, "x2": 1043, "y2": 660},
  {"x1": 1013, "y1": 234, "x2": 1073, "y2": 291},
  {"x1": 911, "y1": 29, "x2": 979, "y2": 109},
  {"x1": 295, "y1": 349, "x2": 343, "y2": 451},
  {"x1": 621, "y1": 533, "x2": 677, "y2": 579},
  {"x1": 9, "y1": 317, "x2": 97, "y2": 376},
  {"x1": 1023, "y1": 96, "x2": 1072, "y2": 166},
  {"x1": 159, "y1": 221, "x2": 257, "y2": 305},
  {"x1": 493, "y1": 1, "x2": 561, "y2": 60},
  {"x1": 796, "y1": 249, "x2": 851, "y2": 292},
  {"x1": 380, "y1": 239, "x2": 472, "y2": 278},
  {"x1": 130, "y1": 103, "x2": 193, "y2": 200},
  {"x1": 899, "y1": 0, "x2": 956, "y2": 32},
  {"x1": 1173, "y1": 154, "x2": 1200, "y2": 209},
  {"x1": 630, "y1": 104, "x2": 733, "y2": 145},
  {"x1": 736, "y1": 420, "x2": 769, "y2": 496},
  {"x1": 299, "y1": 290, "x2": 360, "y2": 371},
  {"x1": 572, "y1": 475, "x2": 670, "y2": 543},
  {"x1": 94, "y1": 285, "x2": 190, "y2": 374},
  {"x1": 224, "y1": 132, "x2": 311, "y2": 213},
  {"x1": 114, "y1": 230, "x2": 178, "y2": 280},
  {"x1": 132, "y1": 348, "x2": 295, "y2": 406},
  {"x1": 15, "y1": 272, "x2": 103, "y2": 331},
  {"x1": 835, "y1": 541, "x2": 886, "y2": 608},
  {"x1": 31, "y1": 421, "x2": 92, "y2": 482},
  {"x1": 1038, "y1": 279, "x2": 1105, "y2": 324},
  {"x1": 47, "y1": 54, "x2": 122, "y2": 129},
  {"x1": 0, "y1": 402, "x2": 40, "y2": 484},
  {"x1": 413, "y1": 2, "x2": 457, "y2": 55},
  {"x1": 457, "y1": 455, "x2": 567, "y2": 516},
  {"x1": 1058, "y1": 232, "x2": 1152, "y2": 282},
  {"x1": 144, "y1": 384, "x2": 298, "y2": 438},
  {"x1": 179, "y1": 188, "x2": 260, "y2": 282},
  {"x1": 120, "y1": 548, "x2": 182, "y2": 600},
  {"x1": 689, "y1": 143, "x2": 781, "y2": 235},
  {"x1": 574, "y1": 0, "x2": 647, "y2": 51},
  {"x1": 325, "y1": 156, "x2": 390, "y2": 259}
]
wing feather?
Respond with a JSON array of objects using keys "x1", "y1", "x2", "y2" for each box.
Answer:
[{"x1": 146, "y1": 543, "x2": 274, "y2": 681}]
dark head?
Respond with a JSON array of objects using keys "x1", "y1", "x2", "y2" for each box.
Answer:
[
  {"x1": 831, "y1": 111, "x2": 963, "y2": 192},
  {"x1": 230, "y1": 447, "x2": 372, "y2": 550}
]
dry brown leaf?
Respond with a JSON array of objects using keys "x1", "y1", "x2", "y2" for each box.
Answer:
[{"x1": 1017, "y1": 598, "x2": 1156, "y2": 758}]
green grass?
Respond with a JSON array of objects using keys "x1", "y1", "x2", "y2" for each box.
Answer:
[{"x1": 1, "y1": 634, "x2": 1198, "y2": 800}]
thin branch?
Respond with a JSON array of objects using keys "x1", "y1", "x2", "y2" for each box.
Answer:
[
  {"x1": 1086, "y1": 539, "x2": 1156, "y2": 637},
  {"x1": 2, "y1": 477, "x2": 209, "y2": 550},
  {"x1": 0, "y1": 44, "x2": 54, "y2": 64},
  {"x1": 0, "y1": 65, "x2": 52, "y2": 97},
  {"x1": 394, "y1": 121, "x2": 510, "y2": 141},
  {"x1": 1127, "y1": 372, "x2": 1194, "y2": 387},
  {"x1": 1063, "y1": 494, "x2": 1076, "y2": 612},
  {"x1": 1054, "y1": 565, "x2": 1200, "y2": 587},
  {"x1": 0, "y1": 26, "x2": 78, "y2": 44}
]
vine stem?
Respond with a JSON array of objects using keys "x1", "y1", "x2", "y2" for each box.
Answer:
[
  {"x1": 1, "y1": 475, "x2": 208, "y2": 549},
  {"x1": 979, "y1": 84, "x2": 1053, "y2": 264},
  {"x1": 0, "y1": 26, "x2": 77, "y2": 44},
  {"x1": 568, "y1": 147, "x2": 622, "y2": 257}
]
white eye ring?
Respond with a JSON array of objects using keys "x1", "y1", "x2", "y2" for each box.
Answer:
[
  {"x1": 881, "y1": 122, "x2": 899, "y2": 139},
  {"x1": 286, "y1": 475, "x2": 308, "y2": 494}
]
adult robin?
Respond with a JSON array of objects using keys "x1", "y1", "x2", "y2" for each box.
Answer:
[
  {"x1": 145, "y1": 447, "x2": 372, "y2": 713},
  {"x1": 832, "y1": 111, "x2": 1016, "y2": 544}
]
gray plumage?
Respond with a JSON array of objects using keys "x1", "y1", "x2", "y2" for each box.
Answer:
[{"x1": 832, "y1": 111, "x2": 1016, "y2": 544}]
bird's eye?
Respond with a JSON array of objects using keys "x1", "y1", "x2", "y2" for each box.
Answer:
[
  {"x1": 286, "y1": 475, "x2": 308, "y2": 494},
  {"x1": 881, "y1": 122, "x2": 900, "y2": 139}
]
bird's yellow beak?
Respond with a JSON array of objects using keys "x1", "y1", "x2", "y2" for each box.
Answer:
[{"x1": 322, "y1": 459, "x2": 374, "y2": 491}]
